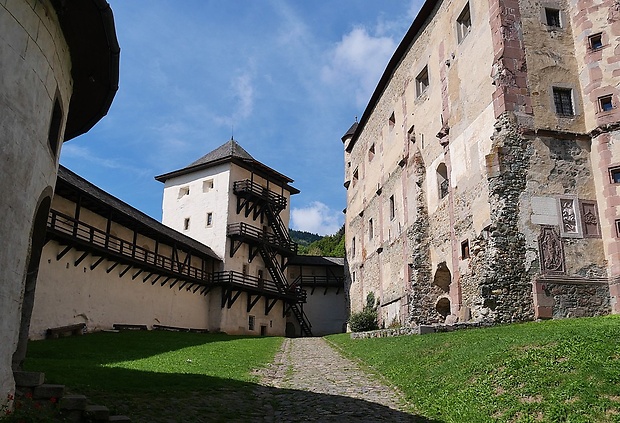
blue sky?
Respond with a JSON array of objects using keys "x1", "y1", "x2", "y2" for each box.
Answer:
[{"x1": 61, "y1": 1, "x2": 423, "y2": 235}]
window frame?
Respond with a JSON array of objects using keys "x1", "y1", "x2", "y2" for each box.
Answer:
[
  {"x1": 552, "y1": 87, "x2": 575, "y2": 117},
  {"x1": 206, "y1": 212, "x2": 213, "y2": 227},
  {"x1": 599, "y1": 95, "x2": 614, "y2": 113},
  {"x1": 415, "y1": 66, "x2": 429, "y2": 98},
  {"x1": 545, "y1": 7, "x2": 561, "y2": 28},
  {"x1": 456, "y1": 2, "x2": 472, "y2": 43},
  {"x1": 589, "y1": 33, "x2": 603, "y2": 50}
]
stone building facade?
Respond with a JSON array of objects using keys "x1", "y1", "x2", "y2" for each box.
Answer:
[
  {"x1": 343, "y1": 0, "x2": 619, "y2": 326},
  {"x1": 0, "y1": 0, "x2": 119, "y2": 403}
]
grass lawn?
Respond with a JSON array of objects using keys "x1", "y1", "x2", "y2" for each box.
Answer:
[
  {"x1": 24, "y1": 331, "x2": 283, "y2": 422},
  {"x1": 328, "y1": 316, "x2": 620, "y2": 423}
]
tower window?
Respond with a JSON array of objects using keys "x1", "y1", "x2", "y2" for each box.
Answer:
[
  {"x1": 589, "y1": 33, "x2": 603, "y2": 50},
  {"x1": 48, "y1": 98, "x2": 63, "y2": 158},
  {"x1": 609, "y1": 166, "x2": 620, "y2": 184},
  {"x1": 457, "y1": 3, "x2": 471, "y2": 43},
  {"x1": 368, "y1": 144, "x2": 375, "y2": 161},
  {"x1": 545, "y1": 8, "x2": 561, "y2": 28},
  {"x1": 389, "y1": 195, "x2": 395, "y2": 220},
  {"x1": 369, "y1": 218, "x2": 374, "y2": 240},
  {"x1": 178, "y1": 186, "x2": 190, "y2": 198},
  {"x1": 599, "y1": 95, "x2": 614, "y2": 112},
  {"x1": 202, "y1": 179, "x2": 214, "y2": 192},
  {"x1": 461, "y1": 239, "x2": 470, "y2": 259},
  {"x1": 553, "y1": 87, "x2": 574, "y2": 116},
  {"x1": 248, "y1": 315, "x2": 255, "y2": 331},
  {"x1": 206, "y1": 212, "x2": 213, "y2": 227},
  {"x1": 183, "y1": 218, "x2": 190, "y2": 230}
]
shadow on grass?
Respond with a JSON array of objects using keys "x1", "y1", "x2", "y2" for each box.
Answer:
[
  {"x1": 51, "y1": 367, "x2": 442, "y2": 422},
  {"x1": 24, "y1": 332, "x2": 442, "y2": 422}
]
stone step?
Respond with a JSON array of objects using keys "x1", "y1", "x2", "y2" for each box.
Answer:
[
  {"x1": 59, "y1": 394, "x2": 88, "y2": 411},
  {"x1": 33, "y1": 383, "x2": 65, "y2": 399},
  {"x1": 109, "y1": 416, "x2": 131, "y2": 422},
  {"x1": 13, "y1": 370, "x2": 45, "y2": 387},
  {"x1": 84, "y1": 404, "x2": 110, "y2": 421}
]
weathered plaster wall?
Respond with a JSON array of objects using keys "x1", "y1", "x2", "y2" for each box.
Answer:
[
  {"x1": 31, "y1": 242, "x2": 212, "y2": 339},
  {"x1": 0, "y1": 0, "x2": 72, "y2": 401}
]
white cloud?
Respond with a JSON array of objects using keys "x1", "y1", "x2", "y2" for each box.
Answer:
[
  {"x1": 291, "y1": 201, "x2": 343, "y2": 236},
  {"x1": 233, "y1": 73, "x2": 254, "y2": 119},
  {"x1": 60, "y1": 144, "x2": 151, "y2": 177},
  {"x1": 321, "y1": 27, "x2": 396, "y2": 107}
]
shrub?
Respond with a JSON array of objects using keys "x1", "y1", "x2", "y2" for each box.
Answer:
[{"x1": 348, "y1": 292, "x2": 379, "y2": 332}]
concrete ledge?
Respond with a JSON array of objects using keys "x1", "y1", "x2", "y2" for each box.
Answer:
[
  {"x1": 59, "y1": 394, "x2": 88, "y2": 411},
  {"x1": 33, "y1": 384, "x2": 65, "y2": 399}
]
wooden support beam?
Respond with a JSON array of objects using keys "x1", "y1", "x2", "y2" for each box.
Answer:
[
  {"x1": 143, "y1": 273, "x2": 154, "y2": 283},
  {"x1": 266, "y1": 298, "x2": 278, "y2": 315},
  {"x1": 227, "y1": 290, "x2": 242, "y2": 309},
  {"x1": 119, "y1": 265, "x2": 132, "y2": 278},
  {"x1": 193, "y1": 285, "x2": 201, "y2": 293},
  {"x1": 132, "y1": 269, "x2": 143, "y2": 280},
  {"x1": 106, "y1": 262, "x2": 119, "y2": 274},
  {"x1": 230, "y1": 240, "x2": 243, "y2": 258},
  {"x1": 247, "y1": 293, "x2": 261, "y2": 312},
  {"x1": 74, "y1": 251, "x2": 88, "y2": 267},
  {"x1": 169, "y1": 279, "x2": 178, "y2": 288},
  {"x1": 200, "y1": 286, "x2": 212, "y2": 296},
  {"x1": 249, "y1": 246, "x2": 260, "y2": 262},
  {"x1": 56, "y1": 245, "x2": 72, "y2": 261},
  {"x1": 161, "y1": 277, "x2": 172, "y2": 286},
  {"x1": 179, "y1": 281, "x2": 188, "y2": 290},
  {"x1": 90, "y1": 256, "x2": 105, "y2": 270},
  {"x1": 336, "y1": 286, "x2": 341, "y2": 295},
  {"x1": 151, "y1": 275, "x2": 162, "y2": 285}
]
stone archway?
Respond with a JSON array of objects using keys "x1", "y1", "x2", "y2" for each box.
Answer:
[
  {"x1": 436, "y1": 297, "x2": 451, "y2": 319},
  {"x1": 433, "y1": 262, "x2": 451, "y2": 293}
]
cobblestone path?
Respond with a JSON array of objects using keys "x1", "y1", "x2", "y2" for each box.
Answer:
[{"x1": 255, "y1": 337, "x2": 435, "y2": 422}]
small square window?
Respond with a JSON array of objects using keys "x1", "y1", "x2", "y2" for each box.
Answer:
[
  {"x1": 183, "y1": 217, "x2": 190, "y2": 230},
  {"x1": 553, "y1": 87, "x2": 574, "y2": 116},
  {"x1": 178, "y1": 186, "x2": 190, "y2": 199},
  {"x1": 609, "y1": 166, "x2": 620, "y2": 184},
  {"x1": 206, "y1": 212, "x2": 213, "y2": 227},
  {"x1": 545, "y1": 8, "x2": 561, "y2": 28},
  {"x1": 202, "y1": 179, "x2": 214, "y2": 192},
  {"x1": 457, "y1": 3, "x2": 471, "y2": 43},
  {"x1": 589, "y1": 33, "x2": 603, "y2": 50},
  {"x1": 599, "y1": 95, "x2": 613, "y2": 112},
  {"x1": 416, "y1": 67, "x2": 429, "y2": 97},
  {"x1": 461, "y1": 239, "x2": 470, "y2": 259}
]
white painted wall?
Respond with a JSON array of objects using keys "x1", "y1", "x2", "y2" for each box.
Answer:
[{"x1": 0, "y1": 0, "x2": 73, "y2": 401}]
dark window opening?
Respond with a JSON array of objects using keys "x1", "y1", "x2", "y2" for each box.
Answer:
[
  {"x1": 183, "y1": 218, "x2": 190, "y2": 230},
  {"x1": 48, "y1": 99, "x2": 63, "y2": 158},
  {"x1": 545, "y1": 8, "x2": 561, "y2": 27},
  {"x1": 369, "y1": 218, "x2": 374, "y2": 240},
  {"x1": 599, "y1": 95, "x2": 613, "y2": 112},
  {"x1": 616, "y1": 220, "x2": 620, "y2": 238},
  {"x1": 368, "y1": 143, "x2": 375, "y2": 161},
  {"x1": 416, "y1": 66, "x2": 429, "y2": 97},
  {"x1": 389, "y1": 195, "x2": 395, "y2": 220},
  {"x1": 461, "y1": 239, "x2": 470, "y2": 259},
  {"x1": 609, "y1": 167, "x2": 620, "y2": 184},
  {"x1": 248, "y1": 315, "x2": 255, "y2": 331},
  {"x1": 553, "y1": 87, "x2": 574, "y2": 116},
  {"x1": 437, "y1": 163, "x2": 449, "y2": 199},
  {"x1": 589, "y1": 33, "x2": 603, "y2": 50},
  {"x1": 389, "y1": 112, "x2": 396, "y2": 129},
  {"x1": 408, "y1": 125, "x2": 416, "y2": 143}
]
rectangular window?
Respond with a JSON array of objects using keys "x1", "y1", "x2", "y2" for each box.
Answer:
[
  {"x1": 389, "y1": 112, "x2": 396, "y2": 129},
  {"x1": 206, "y1": 212, "x2": 213, "y2": 227},
  {"x1": 48, "y1": 98, "x2": 63, "y2": 158},
  {"x1": 353, "y1": 167, "x2": 359, "y2": 187},
  {"x1": 248, "y1": 315, "x2": 255, "y2": 331},
  {"x1": 616, "y1": 220, "x2": 620, "y2": 238},
  {"x1": 545, "y1": 8, "x2": 561, "y2": 27},
  {"x1": 202, "y1": 179, "x2": 214, "y2": 192},
  {"x1": 408, "y1": 125, "x2": 416, "y2": 143},
  {"x1": 457, "y1": 3, "x2": 471, "y2": 43},
  {"x1": 368, "y1": 143, "x2": 375, "y2": 161},
  {"x1": 178, "y1": 186, "x2": 190, "y2": 198},
  {"x1": 389, "y1": 195, "x2": 395, "y2": 220},
  {"x1": 553, "y1": 87, "x2": 574, "y2": 116},
  {"x1": 369, "y1": 218, "x2": 374, "y2": 240},
  {"x1": 352, "y1": 271, "x2": 356, "y2": 283},
  {"x1": 416, "y1": 67, "x2": 429, "y2": 97},
  {"x1": 183, "y1": 217, "x2": 190, "y2": 230},
  {"x1": 609, "y1": 166, "x2": 620, "y2": 184},
  {"x1": 351, "y1": 237, "x2": 356, "y2": 257},
  {"x1": 599, "y1": 95, "x2": 614, "y2": 112},
  {"x1": 461, "y1": 239, "x2": 470, "y2": 259},
  {"x1": 589, "y1": 33, "x2": 603, "y2": 50}
]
